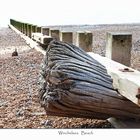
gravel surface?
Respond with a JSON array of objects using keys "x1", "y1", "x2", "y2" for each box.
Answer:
[
  {"x1": 0, "y1": 28, "x2": 30, "y2": 57},
  {"x1": 0, "y1": 28, "x2": 113, "y2": 128}
]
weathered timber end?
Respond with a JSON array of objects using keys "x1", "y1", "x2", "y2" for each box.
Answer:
[{"x1": 39, "y1": 41, "x2": 140, "y2": 120}]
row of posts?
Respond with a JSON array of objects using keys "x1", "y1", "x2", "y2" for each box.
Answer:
[
  {"x1": 10, "y1": 19, "x2": 41, "y2": 38},
  {"x1": 10, "y1": 19, "x2": 132, "y2": 67},
  {"x1": 42, "y1": 29, "x2": 132, "y2": 66}
]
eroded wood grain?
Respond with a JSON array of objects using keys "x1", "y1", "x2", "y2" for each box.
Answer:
[{"x1": 39, "y1": 41, "x2": 140, "y2": 120}]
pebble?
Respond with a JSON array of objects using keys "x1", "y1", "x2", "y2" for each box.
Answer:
[
  {"x1": 16, "y1": 109, "x2": 25, "y2": 117},
  {"x1": 0, "y1": 100, "x2": 8, "y2": 107},
  {"x1": 40, "y1": 120, "x2": 53, "y2": 128}
]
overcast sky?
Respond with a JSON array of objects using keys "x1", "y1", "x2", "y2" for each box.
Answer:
[{"x1": 0, "y1": 0, "x2": 140, "y2": 27}]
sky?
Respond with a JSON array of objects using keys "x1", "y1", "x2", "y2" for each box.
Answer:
[{"x1": 0, "y1": 0, "x2": 140, "y2": 27}]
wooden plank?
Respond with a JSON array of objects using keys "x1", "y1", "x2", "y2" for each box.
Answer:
[
  {"x1": 108, "y1": 117, "x2": 140, "y2": 128},
  {"x1": 9, "y1": 24, "x2": 46, "y2": 55},
  {"x1": 31, "y1": 32, "x2": 53, "y2": 45},
  {"x1": 88, "y1": 52, "x2": 140, "y2": 106}
]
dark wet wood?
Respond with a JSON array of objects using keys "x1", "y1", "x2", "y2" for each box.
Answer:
[{"x1": 39, "y1": 41, "x2": 140, "y2": 120}]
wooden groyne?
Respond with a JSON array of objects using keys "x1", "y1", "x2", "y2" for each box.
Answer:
[{"x1": 9, "y1": 19, "x2": 140, "y2": 128}]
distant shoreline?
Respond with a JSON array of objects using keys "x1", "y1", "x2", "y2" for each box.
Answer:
[
  {"x1": 42, "y1": 23, "x2": 140, "y2": 32},
  {"x1": 44, "y1": 23, "x2": 140, "y2": 27},
  {"x1": 1, "y1": 22, "x2": 140, "y2": 29}
]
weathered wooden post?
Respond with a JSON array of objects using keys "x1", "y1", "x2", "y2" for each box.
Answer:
[
  {"x1": 106, "y1": 32, "x2": 132, "y2": 66},
  {"x1": 27, "y1": 24, "x2": 30, "y2": 37},
  {"x1": 73, "y1": 32, "x2": 79, "y2": 46},
  {"x1": 23, "y1": 23, "x2": 26, "y2": 34},
  {"x1": 50, "y1": 29, "x2": 60, "y2": 41},
  {"x1": 15, "y1": 20, "x2": 18, "y2": 29},
  {"x1": 41, "y1": 27, "x2": 50, "y2": 35},
  {"x1": 37, "y1": 26, "x2": 41, "y2": 33},
  {"x1": 21, "y1": 22, "x2": 23, "y2": 32},
  {"x1": 28, "y1": 24, "x2": 32, "y2": 38},
  {"x1": 25, "y1": 23, "x2": 29, "y2": 36},
  {"x1": 60, "y1": 31, "x2": 73, "y2": 44},
  {"x1": 74, "y1": 31, "x2": 93, "y2": 52},
  {"x1": 32, "y1": 25, "x2": 37, "y2": 33},
  {"x1": 16, "y1": 21, "x2": 21, "y2": 31},
  {"x1": 19, "y1": 22, "x2": 22, "y2": 32},
  {"x1": 10, "y1": 19, "x2": 16, "y2": 28},
  {"x1": 14, "y1": 20, "x2": 17, "y2": 28},
  {"x1": 10, "y1": 19, "x2": 13, "y2": 25},
  {"x1": 12, "y1": 19, "x2": 15, "y2": 27}
]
